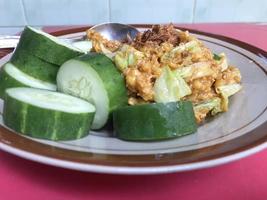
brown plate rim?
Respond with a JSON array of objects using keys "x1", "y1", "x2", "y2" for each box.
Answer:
[{"x1": 0, "y1": 25, "x2": 267, "y2": 173}]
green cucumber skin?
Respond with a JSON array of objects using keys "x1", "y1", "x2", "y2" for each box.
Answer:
[
  {"x1": 10, "y1": 50, "x2": 59, "y2": 84},
  {"x1": 0, "y1": 65, "x2": 27, "y2": 98},
  {"x1": 3, "y1": 93, "x2": 94, "y2": 141},
  {"x1": 77, "y1": 53, "x2": 128, "y2": 113},
  {"x1": 17, "y1": 26, "x2": 83, "y2": 65},
  {"x1": 113, "y1": 101, "x2": 197, "y2": 141},
  {"x1": 57, "y1": 53, "x2": 127, "y2": 129},
  {"x1": 75, "y1": 53, "x2": 128, "y2": 112}
]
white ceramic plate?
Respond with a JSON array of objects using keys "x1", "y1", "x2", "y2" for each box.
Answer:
[{"x1": 0, "y1": 26, "x2": 267, "y2": 174}]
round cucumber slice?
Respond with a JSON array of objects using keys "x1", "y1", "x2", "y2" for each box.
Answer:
[
  {"x1": 3, "y1": 87, "x2": 95, "y2": 141},
  {"x1": 57, "y1": 53, "x2": 128, "y2": 129},
  {"x1": 10, "y1": 49, "x2": 59, "y2": 84},
  {"x1": 0, "y1": 63, "x2": 56, "y2": 98},
  {"x1": 16, "y1": 26, "x2": 83, "y2": 65},
  {"x1": 113, "y1": 101, "x2": 197, "y2": 141}
]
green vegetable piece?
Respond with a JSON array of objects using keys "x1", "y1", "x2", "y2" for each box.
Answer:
[
  {"x1": 10, "y1": 49, "x2": 59, "y2": 84},
  {"x1": 213, "y1": 53, "x2": 221, "y2": 61},
  {"x1": 154, "y1": 66, "x2": 191, "y2": 103},
  {"x1": 99, "y1": 43, "x2": 116, "y2": 59},
  {"x1": 214, "y1": 53, "x2": 228, "y2": 71},
  {"x1": 16, "y1": 26, "x2": 83, "y2": 65},
  {"x1": 114, "y1": 51, "x2": 128, "y2": 71},
  {"x1": 0, "y1": 63, "x2": 56, "y2": 98},
  {"x1": 114, "y1": 44, "x2": 144, "y2": 71},
  {"x1": 161, "y1": 41, "x2": 200, "y2": 62},
  {"x1": 113, "y1": 101, "x2": 197, "y2": 141},
  {"x1": 57, "y1": 53, "x2": 128, "y2": 129},
  {"x1": 194, "y1": 97, "x2": 222, "y2": 116},
  {"x1": 175, "y1": 62, "x2": 214, "y2": 80},
  {"x1": 217, "y1": 83, "x2": 242, "y2": 111},
  {"x1": 3, "y1": 87, "x2": 95, "y2": 141}
]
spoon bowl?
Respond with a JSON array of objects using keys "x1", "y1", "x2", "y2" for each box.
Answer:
[
  {"x1": 0, "y1": 23, "x2": 140, "y2": 49},
  {"x1": 90, "y1": 23, "x2": 139, "y2": 41}
]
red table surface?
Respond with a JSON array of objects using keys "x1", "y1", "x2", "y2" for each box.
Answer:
[{"x1": 1, "y1": 23, "x2": 267, "y2": 200}]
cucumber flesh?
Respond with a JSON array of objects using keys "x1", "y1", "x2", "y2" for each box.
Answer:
[
  {"x1": 113, "y1": 101, "x2": 197, "y2": 141},
  {"x1": 3, "y1": 87, "x2": 95, "y2": 140},
  {"x1": 9, "y1": 87, "x2": 95, "y2": 113},
  {"x1": 16, "y1": 26, "x2": 83, "y2": 65},
  {"x1": 58, "y1": 59, "x2": 109, "y2": 129},
  {"x1": 57, "y1": 53, "x2": 128, "y2": 129},
  {"x1": 0, "y1": 63, "x2": 56, "y2": 98},
  {"x1": 4, "y1": 63, "x2": 56, "y2": 90}
]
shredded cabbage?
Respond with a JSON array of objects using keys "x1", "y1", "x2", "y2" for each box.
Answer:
[
  {"x1": 216, "y1": 83, "x2": 242, "y2": 111},
  {"x1": 213, "y1": 53, "x2": 221, "y2": 61},
  {"x1": 194, "y1": 97, "x2": 222, "y2": 116},
  {"x1": 114, "y1": 44, "x2": 144, "y2": 71},
  {"x1": 161, "y1": 41, "x2": 200, "y2": 62},
  {"x1": 154, "y1": 66, "x2": 191, "y2": 103},
  {"x1": 172, "y1": 40, "x2": 199, "y2": 53},
  {"x1": 175, "y1": 62, "x2": 214, "y2": 79},
  {"x1": 214, "y1": 53, "x2": 228, "y2": 71},
  {"x1": 99, "y1": 43, "x2": 116, "y2": 59}
]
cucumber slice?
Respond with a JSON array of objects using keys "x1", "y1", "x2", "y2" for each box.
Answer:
[
  {"x1": 0, "y1": 63, "x2": 56, "y2": 98},
  {"x1": 72, "y1": 40, "x2": 92, "y2": 53},
  {"x1": 16, "y1": 26, "x2": 83, "y2": 65},
  {"x1": 10, "y1": 49, "x2": 59, "y2": 84},
  {"x1": 3, "y1": 87, "x2": 95, "y2": 141},
  {"x1": 113, "y1": 101, "x2": 197, "y2": 141},
  {"x1": 57, "y1": 53, "x2": 128, "y2": 129}
]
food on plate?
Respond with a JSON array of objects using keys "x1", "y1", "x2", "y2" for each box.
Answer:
[
  {"x1": 87, "y1": 24, "x2": 242, "y2": 123},
  {"x1": 0, "y1": 25, "x2": 88, "y2": 98},
  {"x1": 3, "y1": 88, "x2": 95, "y2": 140},
  {"x1": 57, "y1": 53, "x2": 128, "y2": 129},
  {"x1": 0, "y1": 63, "x2": 56, "y2": 98},
  {"x1": 0, "y1": 24, "x2": 242, "y2": 141},
  {"x1": 113, "y1": 101, "x2": 196, "y2": 141},
  {"x1": 71, "y1": 40, "x2": 93, "y2": 53},
  {"x1": 16, "y1": 26, "x2": 83, "y2": 65},
  {"x1": 10, "y1": 49, "x2": 59, "y2": 84}
]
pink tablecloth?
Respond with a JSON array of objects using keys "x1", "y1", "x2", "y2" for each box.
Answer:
[{"x1": 1, "y1": 23, "x2": 267, "y2": 200}]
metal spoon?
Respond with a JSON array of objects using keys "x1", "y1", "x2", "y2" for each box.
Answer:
[
  {"x1": 0, "y1": 23, "x2": 139, "y2": 49},
  {"x1": 90, "y1": 22, "x2": 139, "y2": 41}
]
